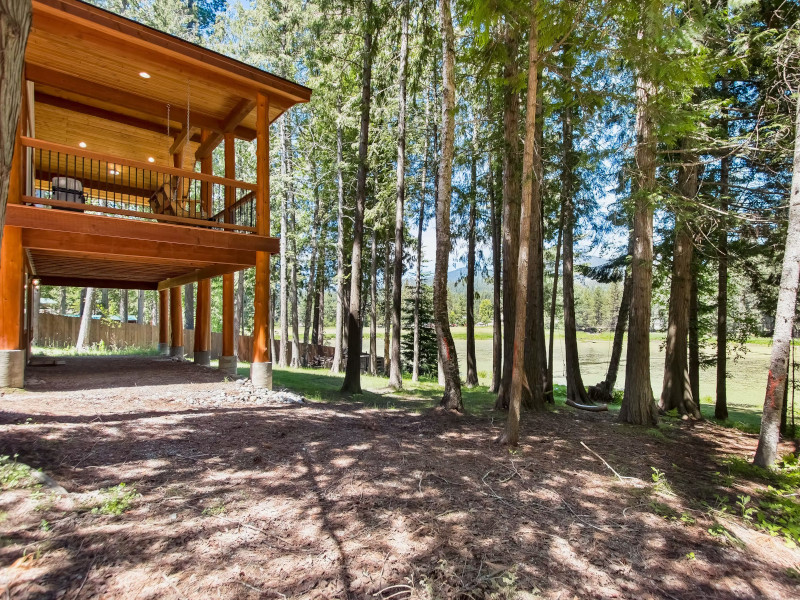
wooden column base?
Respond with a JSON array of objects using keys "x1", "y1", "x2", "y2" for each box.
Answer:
[
  {"x1": 219, "y1": 355, "x2": 237, "y2": 376},
  {"x1": 0, "y1": 350, "x2": 25, "y2": 388},
  {"x1": 194, "y1": 350, "x2": 211, "y2": 366},
  {"x1": 251, "y1": 361, "x2": 272, "y2": 390}
]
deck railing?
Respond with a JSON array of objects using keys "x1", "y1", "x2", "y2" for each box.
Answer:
[{"x1": 21, "y1": 137, "x2": 259, "y2": 233}]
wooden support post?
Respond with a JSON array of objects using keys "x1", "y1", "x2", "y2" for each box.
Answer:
[
  {"x1": 158, "y1": 289, "x2": 169, "y2": 355},
  {"x1": 194, "y1": 130, "x2": 214, "y2": 366},
  {"x1": 169, "y1": 286, "x2": 183, "y2": 357},
  {"x1": 0, "y1": 113, "x2": 26, "y2": 387},
  {"x1": 251, "y1": 92, "x2": 271, "y2": 389},
  {"x1": 220, "y1": 132, "x2": 237, "y2": 375}
]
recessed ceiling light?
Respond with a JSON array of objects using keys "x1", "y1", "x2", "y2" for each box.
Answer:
[
  {"x1": 139, "y1": 72, "x2": 151, "y2": 79},
  {"x1": 148, "y1": 157, "x2": 155, "y2": 163},
  {"x1": 79, "y1": 141, "x2": 87, "y2": 148}
]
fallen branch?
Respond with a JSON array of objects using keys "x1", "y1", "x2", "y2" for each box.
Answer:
[
  {"x1": 579, "y1": 442, "x2": 639, "y2": 484},
  {"x1": 566, "y1": 399, "x2": 608, "y2": 412}
]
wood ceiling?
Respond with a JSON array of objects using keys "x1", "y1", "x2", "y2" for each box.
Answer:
[{"x1": 26, "y1": 0, "x2": 311, "y2": 161}]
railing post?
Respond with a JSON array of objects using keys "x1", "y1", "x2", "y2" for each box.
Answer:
[{"x1": 251, "y1": 91, "x2": 271, "y2": 389}]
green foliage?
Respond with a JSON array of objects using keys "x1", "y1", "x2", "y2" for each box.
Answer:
[
  {"x1": 401, "y1": 284, "x2": 438, "y2": 377},
  {"x1": 0, "y1": 455, "x2": 34, "y2": 490},
  {"x1": 91, "y1": 483, "x2": 138, "y2": 516}
]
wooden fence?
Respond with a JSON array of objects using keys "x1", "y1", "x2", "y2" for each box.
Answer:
[{"x1": 35, "y1": 313, "x2": 336, "y2": 365}]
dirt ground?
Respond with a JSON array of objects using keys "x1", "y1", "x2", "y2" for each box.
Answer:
[{"x1": 1, "y1": 356, "x2": 799, "y2": 599}]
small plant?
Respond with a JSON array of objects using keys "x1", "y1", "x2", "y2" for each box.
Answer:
[
  {"x1": 685, "y1": 552, "x2": 696, "y2": 560},
  {"x1": 39, "y1": 519, "x2": 51, "y2": 532},
  {"x1": 91, "y1": 483, "x2": 138, "y2": 516},
  {"x1": 737, "y1": 494, "x2": 756, "y2": 521},
  {"x1": 202, "y1": 502, "x2": 226, "y2": 516},
  {"x1": 651, "y1": 467, "x2": 673, "y2": 494},
  {"x1": 0, "y1": 455, "x2": 33, "y2": 489}
]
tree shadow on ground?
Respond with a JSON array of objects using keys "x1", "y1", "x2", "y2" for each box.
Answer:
[{"x1": 1, "y1": 357, "x2": 798, "y2": 599}]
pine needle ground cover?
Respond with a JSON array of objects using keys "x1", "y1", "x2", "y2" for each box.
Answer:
[{"x1": 1, "y1": 356, "x2": 798, "y2": 599}]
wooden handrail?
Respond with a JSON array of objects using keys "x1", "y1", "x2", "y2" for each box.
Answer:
[
  {"x1": 211, "y1": 190, "x2": 256, "y2": 221},
  {"x1": 24, "y1": 197, "x2": 258, "y2": 233},
  {"x1": 22, "y1": 136, "x2": 258, "y2": 191}
]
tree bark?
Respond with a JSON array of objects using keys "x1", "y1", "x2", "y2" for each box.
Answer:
[
  {"x1": 754, "y1": 98, "x2": 800, "y2": 467},
  {"x1": 659, "y1": 155, "x2": 702, "y2": 418},
  {"x1": 76, "y1": 287, "x2": 94, "y2": 350},
  {"x1": 488, "y1": 140, "x2": 502, "y2": 394},
  {"x1": 234, "y1": 270, "x2": 243, "y2": 351},
  {"x1": 548, "y1": 202, "x2": 564, "y2": 396},
  {"x1": 561, "y1": 99, "x2": 591, "y2": 407},
  {"x1": 597, "y1": 243, "x2": 632, "y2": 397},
  {"x1": 384, "y1": 238, "x2": 391, "y2": 376},
  {"x1": 331, "y1": 115, "x2": 346, "y2": 374},
  {"x1": 137, "y1": 290, "x2": 144, "y2": 325},
  {"x1": 183, "y1": 284, "x2": 194, "y2": 330},
  {"x1": 389, "y1": 0, "x2": 409, "y2": 389},
  {"x1": 501, "y1": 0, "x2": 541, "y2": 445},
  {"x1": 689, "y1": 265, "x2": 700, "y2": 403},
  {"x1": 434, "y1": 0, "x2": 463, "y2": 410},
  {"x1": 619, "y1": 67, "x2": 659, "y2": 426},
  {"x1": 465, "y1": 116, "x2": 479, "y2": 387},
  {"x1": 279, "y1": 116, "x2": 290, "y2": 368},
  {"x1": 289, "y1": 210, "x2": 301, "y2": 369},
  {"x1": 413, "y1": 89, "x2": 430, "y2": 383},
  {"x1": 60, "y1": 287, "x2": 67, "y2": 316},
  {"x1": 120, "y1": 290, "x2": 128, "y2": 324},
  {"x1": 716, "y1": 151, "x2": 730, "y2": 420},
  {"x1": 370, "y1": 229, "x2": 378, "y2": 375},
  {"x1": 303, "y1": 174, "x2": 322, "y2": 366},
  {"x1": 0, "y1": 0, "x2": 32, "y2": 249},
  {"x1": 495, "y1": 24, "x2": 521, "y2": 410},
  {"x1": 341, "y1": 0, "x2": 373, "y2": 393}
]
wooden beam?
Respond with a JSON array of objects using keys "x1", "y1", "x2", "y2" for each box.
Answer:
[
  {"x1": 158, "y1": 264, "x2": 245, "y2": 291},
  {"x1": 22, "y1": 225, "x2": 258, "y2": 266},
  {"x1": 252, "y1": 92, "x2": 270, "y2": 364},
  {"x1": 0, "y1": 228, "x2": 25, "y2": 350},
  {"x1": 195, "y1": 99, "x2": 256, "y2": 160},
  {"x1": 169, "y1": 127, "x2": 195, "y2": 156},
  {"x1": 26, "y1": 65, "x2": 257, "y2": 140},
  {"x1": 35, "y1": 92, "x2": 203, "y2": 142},
  {"x1": 33, "y1": 0, "x2": 312, "y2": 105},
  {"x1": 38, "y1": 276, "x2": 158, "y2": 290},
  {"x1": 7, "y1": 204, "x2": 280, "y2": 253}
]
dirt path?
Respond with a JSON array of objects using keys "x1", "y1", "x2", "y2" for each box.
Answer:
[{"x1": 1, "y1": 356, "x2": 798, "y2": 599}]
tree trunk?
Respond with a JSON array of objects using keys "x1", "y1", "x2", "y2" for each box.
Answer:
[
  {"x1": 548, "y1": 202, "x2": 564, "y2": 396},
  {"x1": 501, "y1": 1, "x2": 541, "y2": 445},
  {"x1": 279, "y1": 116, "x2": 290, "y2": 368},
  {"x1": 316, "y1": 263, "x2": 325, "y2": 345},
  {"x1": 303, "y1": 175, "x2": 322, "y2": 366},
  {"x1": 120, "y1": 289, "x2": 128, "y2": 324},
  {"x1": 561, "y1": 99, "x2": 591, "y2": 407},
  {"x1": 434, "y1": 0, "x2": 462, "y2": 411},
  {"x1": 716, "y1": 151, "x2": 730, "y2": 420},
  {"x1": 369, "y1": 229, "x2": 378, "y2": 375},
  {"x1": 332, "y1": 116, "x2": 346, "y2": 374},
  {"x1": 0, "y1": 0, "x2": 32, "y2": 249},
  {"x1": 754, "y1": 99, "x2": 800, "y2": 467},
  {"x1": 597, "y1": 245, "x2": 632, "y2": 397},
  {"x1": 413, "y1": 90, "x2": 430, "y2": 383},
  {"x1": 76, "y1": 287, "x2": 94, "y2": 350},
  {"x1": 689, "y1": 266, "x2": 700, "y2": 403},
  {"x1": 389, "y1": 0, "x2": 408, "y2": 389},
  {"x1": 100, "y1": 289, "x2": 109, "y2": 313},
  {"x1": 495, "y1": 25, "x2": 521, "y2": 410},
  {"x1": 465, "y1": 117, "x2": 479, "y2": 387},
  {"x1": 137, "y1": 290, "x2": 144, "y2": 325},
  {"x1": 183, "y1": 284, "x2": 194, "y2": 330},
  {"x1": 523, "y1": 76, "x2": 547, "y2": 408},
  {"x1": 289, "y1": 213, "x2": 301, "y2": 369},
  {"x1": 659, "y1": 156, "x2": 702, "y2": 418},
  {"x1": 341, "y1": 1, "x2": 373, "y2": 393},
  {"x1": 488, "y1": 141, "x2": 502, "y2": 394},
  {"x1": 384, "y1": 238, "x2": 391, "y2": 376},
  {"x1": 234, "y1": 270, "x2": 243, "y2": 352},
  {"x1": 60, "y1": 287, "x2": 67, "y2": 316},
  {"x1": 619, "y1": 68, "x2": 659, "y2": 427}
]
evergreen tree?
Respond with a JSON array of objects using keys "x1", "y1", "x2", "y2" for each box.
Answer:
[{"x1": 401, "y1": 284, "x2": 436, "y2": 377}]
